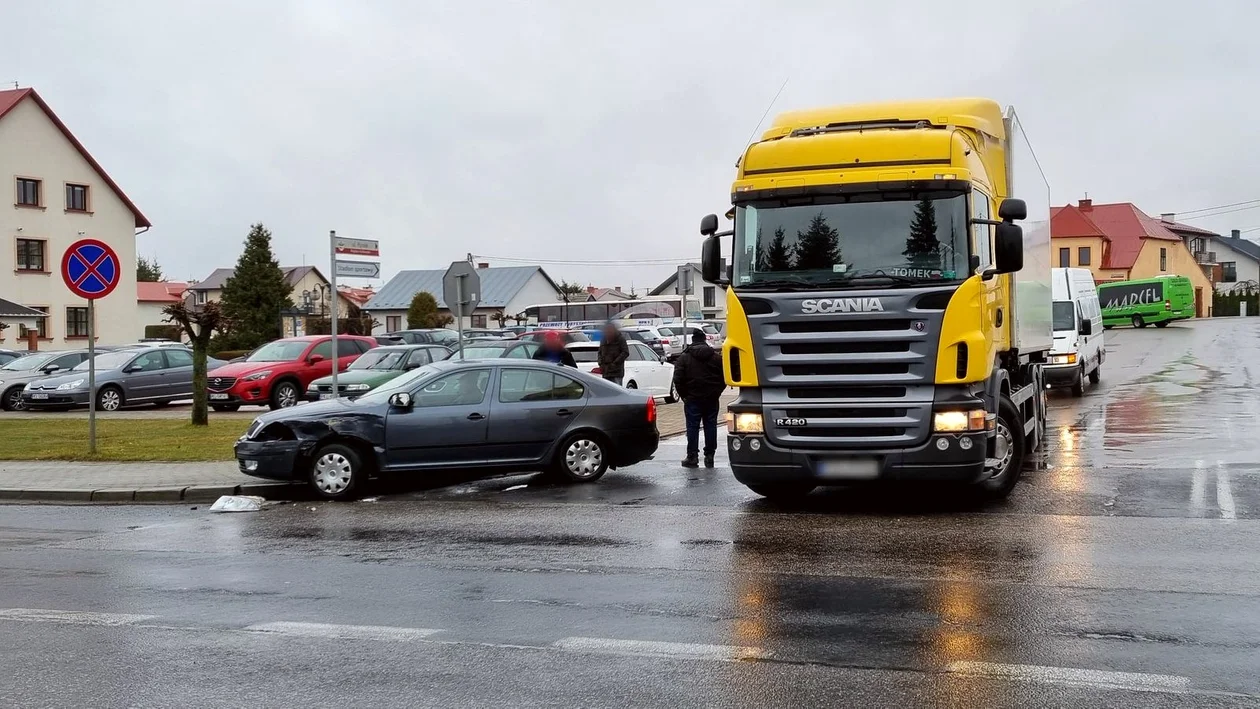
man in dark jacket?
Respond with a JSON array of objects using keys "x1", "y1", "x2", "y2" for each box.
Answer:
[
  {"x1": 597, "y1": 322, "x2": 629, "y2": 386},
  {"x1": 531, "y1": 330, "x2": 577, "y2": 367},
  {"x1": 672, "y1": 329, "x2": 726, "y2": 468}
]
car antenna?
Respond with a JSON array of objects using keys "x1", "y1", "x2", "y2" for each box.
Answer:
[{"x1": 740, "y1": 77, "x2": 790, "y2": 155}]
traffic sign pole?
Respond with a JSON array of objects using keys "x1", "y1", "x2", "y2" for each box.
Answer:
[
  {"x1": 87, "y1": 299, "x2": 96, "y2": 454},
  {"x1": 455, "y1": 276, "x2": 466, "y2": 359},
  {"x1": 329, "y1": 230, "x2": 339, "y2": 399}
]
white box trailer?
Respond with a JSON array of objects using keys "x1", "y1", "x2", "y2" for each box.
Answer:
[{"x1": 1005, "y1": 108, "x2": 1053, "y2": 357}]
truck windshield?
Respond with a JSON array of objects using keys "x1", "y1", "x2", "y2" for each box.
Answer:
[
  {"x1": 733, "y1": 191, "x2": 971, "y2": 289},
  {"x1": 1052, "y1": 301, "x2": 1076, "y2": 331}
]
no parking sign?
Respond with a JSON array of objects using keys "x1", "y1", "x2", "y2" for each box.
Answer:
[{"x1": 61, "y1": 238, "x2": 122, "y2": 453}]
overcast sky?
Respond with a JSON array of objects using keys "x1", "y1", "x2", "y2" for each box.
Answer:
[{"x1": 6, "y1": 0, "x2": 1258, "y2": 293}]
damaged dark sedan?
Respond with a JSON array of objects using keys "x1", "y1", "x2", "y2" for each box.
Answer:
[{"x1": 234, "y1": 358, "x2": 660, "y2": 500}]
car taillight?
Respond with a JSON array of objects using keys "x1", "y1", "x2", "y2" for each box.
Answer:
[
  {"x1": 661, "y1": 338, "x2": 671, "y2": 345},
  {"x1": 592, "y1": 366, "x2": 603, "y2": 375},
  {"x1": 1165, "y1": 300, "x2": 1171, "y2": 311},
  {"x1": 646, "y1": 396, "x2": 656, "y2": 423}
]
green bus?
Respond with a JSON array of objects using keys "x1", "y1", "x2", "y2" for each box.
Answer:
[{"x1": 1098, "y1": 275, "x2": 1195, "y2": 328}]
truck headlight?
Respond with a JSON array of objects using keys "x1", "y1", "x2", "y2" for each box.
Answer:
[
  {"x1": 1050, "y1": 354, "x2": 1077, "y2": 365},
  {"x1": 933, "y1": 409, "x2": 988, "y2": 433},
  {"x1": 726, "y1": 412, "x2": 764, "y2": 434}
]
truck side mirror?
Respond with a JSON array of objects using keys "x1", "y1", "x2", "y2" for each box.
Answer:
[
  {"x1": 1079, "y1": 318, "x2": 1092, "y2": 336},
  {"x1": 998, "y1": 198, "x2": 1027, "y2": 221},
  {"x1": 701, "y1": 236, "x2": 728, "y2": 285},
  {"x1": 700, "y1": 214, "x2": 719, "y2": 237},
  {"x1": 994, "y1": 223, "x2": 1024, "y2": 273}
]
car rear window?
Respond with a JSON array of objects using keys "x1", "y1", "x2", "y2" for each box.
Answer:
[{"x1": 568, "y1": 348, "x2": 599, "y2": 363}]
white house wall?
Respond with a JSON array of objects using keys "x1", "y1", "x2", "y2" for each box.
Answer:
[
  {"x1": 1215, "y1": 240, "x2": 1260, "y2": 292},
  {"x1": 0, "y1": 98, "x2": 142, "y2": 346}
]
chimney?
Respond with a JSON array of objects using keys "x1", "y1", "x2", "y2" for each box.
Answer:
[
  {"x1": 1160, "y1": 212, "x2": 1175, "y2": 223},
  {"x1": 477, "y1": 262, "x2": 490, "y2": 269},
  {"x1": 1232, "y1": 229, "x2": 1241, "y2": 239},
  {"x1": 1078, "y1": 198, "x2": 1092, "y2": 210},
  {"x1": 614, "y1": 286, "x2": 622, "y2": 292}
]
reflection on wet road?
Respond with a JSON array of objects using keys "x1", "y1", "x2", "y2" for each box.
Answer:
[{"x1": 2, "y1": 319, "x2": 1259, "y2": 707}]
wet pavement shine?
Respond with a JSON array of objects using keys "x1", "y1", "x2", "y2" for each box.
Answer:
[{"x1": 2, "y1": 318, "x2": 1259, "y2": 708}]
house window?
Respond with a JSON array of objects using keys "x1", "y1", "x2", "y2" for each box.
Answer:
[
  {"x1": 16, "y1": 178, "x2": 40, "y2": 207},
  {"x1": 471, "y1": 314, "x2": 488, "y2": 328},
  {"x1": 19, "y1": 306, "x2": 49, "y2": 339},
  {"x1": 1160, "y1": 248, "x2": 1167, "y2": 272},
  {"x1": 703, "y1": 286, "x2": 716, "y2": 308},
  {"x1": 1058, "y1": 247, "x2": 1071, "y2": 268},
  {"x1": 1078, "y1": 247, "x2": 1091, "y2": 266},
  {"x1": 65, "y1": 307, "x2": 90, "y2": 338},
  {"x1": 16, "y1": 238, "x2": 46, "y2": 271},
  {"x1": 1222, "y1": 262, "x2": 1237, "y2": 283},
  {"x1": 65, "y1": 183, "x2": 89, "y2": 212},
  {"x1": 386, "y1": 315, "x2": 401, "y2": 332}
]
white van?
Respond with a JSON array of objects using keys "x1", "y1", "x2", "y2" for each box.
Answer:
[{"x1": 1047, "y1": 267, "x2": 1105, "y2": 396}]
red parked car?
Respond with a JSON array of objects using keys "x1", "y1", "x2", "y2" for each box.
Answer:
[{"x1": 206, "y1": 335, "x2": 376, "y2": 411}]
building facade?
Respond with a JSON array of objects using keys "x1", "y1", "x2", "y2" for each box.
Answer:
[
  {"x1": 649, "y1": 263, "x2": 727, "y2": 321},
  {"x1": 364, "y1": 264, "x2": 561, "y2": 333},
  {"x1": 0, "y1": 88, "x2": 150, "y2": 347}
]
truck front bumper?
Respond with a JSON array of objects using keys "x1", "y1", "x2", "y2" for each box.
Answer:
[{"x1": 727, "y1": 431, "x2": 989, "y2": 486}]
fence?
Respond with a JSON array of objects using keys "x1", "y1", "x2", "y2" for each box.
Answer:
[{"x1": 1213, "y1": 281, "x2": 1260, "y2": 316}]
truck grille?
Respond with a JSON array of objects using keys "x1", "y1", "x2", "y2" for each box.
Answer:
[{"x1": 208, "y1": 377, "x2": 237, "y2": 390}]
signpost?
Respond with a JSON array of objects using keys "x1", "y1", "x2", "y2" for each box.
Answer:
[
  {"x1": 675, "y1": 265, "x2": 692, "y2": 339},
  {"x1": 61, "y1": 238, "x2": 121, "y2": 454},
  {"x1": 442, "y1": 261, "x2": 481, "y2": 359},
  {"x1": 329, "y1": 231, "x2": 380, "y2": 398}
]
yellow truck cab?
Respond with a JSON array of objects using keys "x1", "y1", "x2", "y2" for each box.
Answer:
[{"x1": 699, "y1": 98, "x2": 1051, "y2": 500}]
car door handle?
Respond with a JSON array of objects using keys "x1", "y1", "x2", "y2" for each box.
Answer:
[
  {"x1": 556, "y1": 409, "x2": 573, "y2": 417},
  {"x1": 467, "y1": 412, "x2": 485, "y2": 421}
]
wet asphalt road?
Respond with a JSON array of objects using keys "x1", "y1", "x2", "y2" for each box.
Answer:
[{"x1": 2, "y1": 318, "x2": 1259, "y2": 708}]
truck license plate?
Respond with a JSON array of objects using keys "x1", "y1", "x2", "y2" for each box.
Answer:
[
  {"x1": 30, "y1": 393, "x2": 48, "y2": 400},
  {"x1": 209, "y1": 393, "x2": 229, "y2": 401},
  {"x1": 816, "y1": 458, "x2": 880, "y2": 480}
]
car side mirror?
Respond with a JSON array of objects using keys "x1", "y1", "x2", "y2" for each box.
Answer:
[
  {"x1": 404, "y1": 362, "x2": 420, "y2": 371},
  {"x1": 993, "y1": 222, "x2": 1024, "y2": 274},
  {"x1": 389, "y1": 391, "x2": 413, "y2": 409},
  {"x1": 308, "y1": 354, "x2": 325, "y2": 365},
  {"x1": 41, "y1": 365, "x2": 60, "y2": 374},
  {"x1": 123, "y1": 365, "x2": 141, "y2": 373},
  {"x1": 700, "y1": 213, "x2": 719, "y2": 237},
  {"x1": 1079, "y1": 319, "x2": 1093, "y2": 336}
]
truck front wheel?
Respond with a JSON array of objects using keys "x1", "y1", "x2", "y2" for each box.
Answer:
[{"x1": 976, "y1": 397, "x2": 1025, "y2": 500}]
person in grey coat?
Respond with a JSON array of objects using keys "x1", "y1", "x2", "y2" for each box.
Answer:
[{"x1": 597, "y1": 322, "x2": 629, "y2": 386}]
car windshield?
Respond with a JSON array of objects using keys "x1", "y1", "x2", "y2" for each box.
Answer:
[
  {"x1": 733, "y1": 190, "x2": 971, "y2": 289},
  {"x1": 355, "y1": 364, "x2": 440, "y2": 404},
  {"x1": 1, "y1": 353, "x2": 56, "y2": 371},
  {"x1": 568, "y1": 348, "x2": 599, "y2": 363},
  {"x1": 1052, "y1": 301, "x2": 1076, "y2": 331},
  {"x1": 247, "y1": 340, "x2": 310, "y2": 362},
  {"x1": 350, "y1": 350, "x2": 406, "y2": 371},
  {"x1": 73, "y1": 351, "x2": 135, "y2": 371}
]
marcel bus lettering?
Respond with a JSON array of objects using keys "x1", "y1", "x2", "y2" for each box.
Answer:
[{"x1": 1100, "y1": 283, "x2": 1163, "y2": 310}]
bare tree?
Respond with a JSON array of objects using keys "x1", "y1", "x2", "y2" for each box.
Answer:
[{"x1": 164, "y1": 300, "x2": 229, "y2": 426}]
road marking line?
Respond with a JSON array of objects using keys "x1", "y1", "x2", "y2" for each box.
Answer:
[
  {"x1": 244, "y1": 621, "x2": 444, "y2": 642},
  {"x1": 1216, "y1": 461, "x2": 1236, "y2": 520},
  {"x1": 1191, "y1": 460, "x2": 1207, "y2": 515},
  {"x1": 945, "y1": 661, "x2": 1191, "y2": 693},
  {"x1": 553, "y1": 636, "x2": 768, "y2": 661},
  {"x1": 0, "y1": 608, "x2": 156, "y2": 626}
]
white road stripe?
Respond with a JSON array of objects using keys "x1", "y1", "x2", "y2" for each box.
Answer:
[
  {"x1": 244, "y1": 621, "x2": 444, "y2": 642},
  {"x1": 1216, "y1": 461, "x2": 1237, "y2": 520},
  {"x1": 1191, "y1": 460, "x2": 1207, "y2": 515},
  {"x1": 0, "y1": 608, "x2": 156, "y2": 626},
  {"x1": 946, "y1": 661, "x2": 1192, "y2": 694},
  {"x1": 553, "y1": 636, "x2": 768, "y2": 661}
]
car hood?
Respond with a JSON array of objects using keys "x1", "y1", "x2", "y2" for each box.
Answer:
[
  {"x1": 251, "y1": 397, "x2": 365, "y2": 428},
  {"x1": 26, "y1": 369, "x2": 106, "y2": 389},
  {"x1": 208, "y1": 360, "x2": 294, "y2": 378},
  {"x1": 309, "y1": 369, "x2": 399, "y2": 387},
  {"x1": 0, "y1": 368, "x2": 66, "y2": 385}
]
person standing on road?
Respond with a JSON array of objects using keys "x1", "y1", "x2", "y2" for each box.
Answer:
[
  {"x1": 672, "y1": 329, "x2": 726, "y2": 468},
  {"x1": 597, "y1": 322, "x2": 629, "y2": 386},
  {"x1": 532, "y1": 330, "x2": 577, "y2": 367}
]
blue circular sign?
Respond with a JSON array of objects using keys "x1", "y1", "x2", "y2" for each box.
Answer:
[{"x1": 61, "y1": 238, "x2": 121, "y2": 299}]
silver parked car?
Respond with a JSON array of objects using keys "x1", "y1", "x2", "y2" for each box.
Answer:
[
  {"x1": 21, "y1": 347, "x2": 226, "y2": 411},
  {"x1": 0, "y1": 350, "x2": 93, "y2": 411}
]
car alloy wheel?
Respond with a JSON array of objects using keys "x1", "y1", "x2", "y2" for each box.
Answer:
[
  {"x1": 3, "y1": 388, "x2": 25, "y2": 411},
  {"x1": 312, "y1": 451, "x2": 353, "y2": 495},
  {"x1": 98, "y1": 388, "x2": 122, "y2": 412},
  {"x1": 274, "y1": 383, "x2": 298, "y2": 408},
  {"x1": 565, "y1": 438, "x2": 604, "y2": 479}
]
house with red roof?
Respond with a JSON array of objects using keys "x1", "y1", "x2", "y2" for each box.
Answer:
[
  {"x1": 137, "y1": 281, "x2": 189, "y2": 328},
  {"x1": 0, "y1": 87, "x2": 150, "y2": 348},
  {"x1": 1051, "y1": 199, "x2": 1213, "y2": 316}
]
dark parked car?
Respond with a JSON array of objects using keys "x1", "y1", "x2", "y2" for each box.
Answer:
[
  {"x1": 0, "y1": 349, "x2": 22, "y2": 366},
  {"x1": 448, "y1": 340, "x2": 539, "y2": 359},
  {"x1": 518, "y1": 330, "x2": 591, "y2": 344},
  {"x1": 235, "y1": 359, "x2": 660, "y2": 500},
  {"x1": 0, "y1": 349, "x2": 93, "y2": 410},
  {"x1": 385, "y1": 329, "x2": 461, "y2": 346}
]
